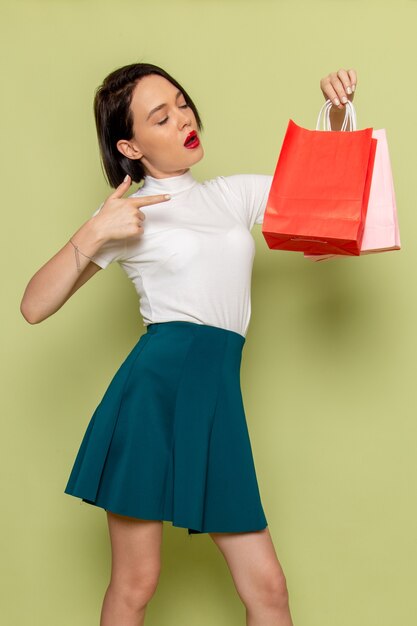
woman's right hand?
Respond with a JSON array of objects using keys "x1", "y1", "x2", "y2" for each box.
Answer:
[
  {"x1": 92, "y1": 174, "x2": 171, "y2": 242},
  {"x1": 20, "y1": 174, "x2": 171, "y2": 324}
]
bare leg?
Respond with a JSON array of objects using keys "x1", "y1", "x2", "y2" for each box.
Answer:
[
  {"x1": 100, "y1": 511, "x2": 163, "y2": 626},
  {"x1": 209, "y1": 526, "x2": 294, "y2": 626}
]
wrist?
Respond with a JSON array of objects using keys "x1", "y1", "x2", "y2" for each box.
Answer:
[{"x1": 71, "y1": 217, "x2": 108, "y2": 257}]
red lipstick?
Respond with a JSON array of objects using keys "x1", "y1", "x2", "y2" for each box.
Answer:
[{"x1": 184, "y1": 130, "x2": 200, "y2": 149}]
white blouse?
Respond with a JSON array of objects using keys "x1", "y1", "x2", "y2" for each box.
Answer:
[{"x1": 90, "y1": 169, "x2": 273, "y2": 337}]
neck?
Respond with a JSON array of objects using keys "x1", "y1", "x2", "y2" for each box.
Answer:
[
  {"x1": 140, "y1": 169, "x2": 197, "y2": 195},
  {"x1": 144, "y1": 167, "x2": 190, "y2": 179}
]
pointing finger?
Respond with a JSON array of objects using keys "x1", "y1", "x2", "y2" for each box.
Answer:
[{"x1": 132, "y1": 193, "x2": 172, "y2": 207}]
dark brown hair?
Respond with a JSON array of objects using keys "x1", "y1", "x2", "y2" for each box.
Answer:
[{"x1": 93, "y1": 62, "x2": 204, "y2": 188}]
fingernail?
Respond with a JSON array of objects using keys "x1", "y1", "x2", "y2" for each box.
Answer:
[
  {"x1": 341, "y1": 96, "x2": 348, "y2": 104},
  {"x1": 124, "y1": 174, "x2": 129, "y2": 182},
  {"x1": 352, "y1": 84, "x2": 356, "y2": 92},
  {"x1": 334, "y1": 98, "x2": 340, "y2": 106},
  {"x1": 164, "y1": 194, "x2": 171, "y2": 200},
  {"x1": 346, "y1": 87, "x2": 352, "y2": 95}
]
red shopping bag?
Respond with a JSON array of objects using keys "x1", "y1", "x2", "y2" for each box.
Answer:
[
  {"x1": 262, "y1": 100, "x2": 377, "y2": 255},
  {"x1": 304, "y1": 127, "x2": 401, "y2": 261}
]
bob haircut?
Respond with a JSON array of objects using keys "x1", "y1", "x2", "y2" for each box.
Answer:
[{"x1": 93, "y1": 62, "x2": 204, "y2": 188}]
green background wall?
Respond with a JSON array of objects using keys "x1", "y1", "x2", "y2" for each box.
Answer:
[{"x1": 2, "y1": 1, "x2": 416, "y2": 625}]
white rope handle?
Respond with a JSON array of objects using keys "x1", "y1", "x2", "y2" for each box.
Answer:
[{"x1": 315, "y1": 98, "x2": 357, "y2": 131}]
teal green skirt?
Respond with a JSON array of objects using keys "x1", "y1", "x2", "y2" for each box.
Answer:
[{"x1": 64, "y1": 321, "x2": 268, "y2": 536}]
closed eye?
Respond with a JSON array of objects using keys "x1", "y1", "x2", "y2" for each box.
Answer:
[{"x1": 157, "y1": 103, "x2": 189, "y2": 125}]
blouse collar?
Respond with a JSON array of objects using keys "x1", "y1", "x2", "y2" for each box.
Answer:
[{"x1": 139, "y1": 169, "x2": 198, "y2": 195}]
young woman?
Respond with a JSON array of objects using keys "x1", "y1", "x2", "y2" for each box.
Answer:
[{"x1": 20, "y1": 63, "x2": 357, "y2": 626}]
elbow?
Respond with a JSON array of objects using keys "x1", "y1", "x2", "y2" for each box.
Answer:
[{"x1": 20, "y1": 300, "x2": 43, "y2": 325}]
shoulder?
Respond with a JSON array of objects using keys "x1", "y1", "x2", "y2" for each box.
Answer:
[{"x1": 197, "y1": 173, "x2": 273, "y2": 229}]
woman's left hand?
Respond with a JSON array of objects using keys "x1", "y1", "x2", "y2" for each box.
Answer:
[{"x1": 320, "y1": 68, "x2": 357, "y2": 110}]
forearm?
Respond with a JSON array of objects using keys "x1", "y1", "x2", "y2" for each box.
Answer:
[{"x1": 20, "y1": 217, "x2": 106, "y2": 324}]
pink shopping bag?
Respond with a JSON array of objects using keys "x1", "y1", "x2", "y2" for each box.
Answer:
[{"x1": 304, "y1": 126, "x2": 401, "y2": 262}]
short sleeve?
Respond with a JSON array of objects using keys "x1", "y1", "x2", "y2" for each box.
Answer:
[
  {"x1": 88, "y1": 202, "x2": 127, "y2": 269},
  {"x1": 220, "y1": 174, "x2": 273, "y2": 230}
]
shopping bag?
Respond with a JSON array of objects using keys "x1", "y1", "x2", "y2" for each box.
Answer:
[
  {"x1": 262, "y1": 99, "x2": 377, "y2": 255},
  {"x1": 304, "y1": 127, "x2": 401, "y2": 261}
]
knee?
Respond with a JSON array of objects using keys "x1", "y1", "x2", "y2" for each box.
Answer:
[
  {"x1": 249, "y1": 567, "x2": 290, "y2": 611},
  {"x1": 111, "y1": 565, "x2": 161, "y2": 611}
]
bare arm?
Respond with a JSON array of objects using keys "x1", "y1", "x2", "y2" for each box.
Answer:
[
  {"x1": 20, "y1": 174, "x2": 171, "y2": 325},
  {"x1": 20, "y1": 218, "x2": 106, "y2": 324}
]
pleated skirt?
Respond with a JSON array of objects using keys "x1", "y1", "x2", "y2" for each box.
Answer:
[{"x1": 64, "y1": 320, "x2": 268, "y2": 536}]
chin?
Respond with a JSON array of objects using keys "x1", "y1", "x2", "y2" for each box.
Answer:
[{"x1": 189, "y1": 145, "x2": 204, "y2": 165}]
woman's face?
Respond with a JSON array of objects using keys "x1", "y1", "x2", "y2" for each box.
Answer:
[{"x1": 116, "y1": 74, "x2": 204, "y2": 179}]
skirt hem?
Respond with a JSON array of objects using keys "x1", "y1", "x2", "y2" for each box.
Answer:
[{"x1": 64, "y1": 490, "x2": 268, "y2": 536}]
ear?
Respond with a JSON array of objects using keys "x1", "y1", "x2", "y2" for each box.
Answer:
[{"x1": 116, "y1": 139, "x2": 143, "y2": 160}]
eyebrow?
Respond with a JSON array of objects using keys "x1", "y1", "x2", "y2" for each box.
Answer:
[{"x1": 146, "y1": 90, "x2": 183, "y2": 121}]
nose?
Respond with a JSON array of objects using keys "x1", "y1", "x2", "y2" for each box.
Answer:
[{"x1": 177, "y1": 108, "x2": 192, "y2": 128}]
